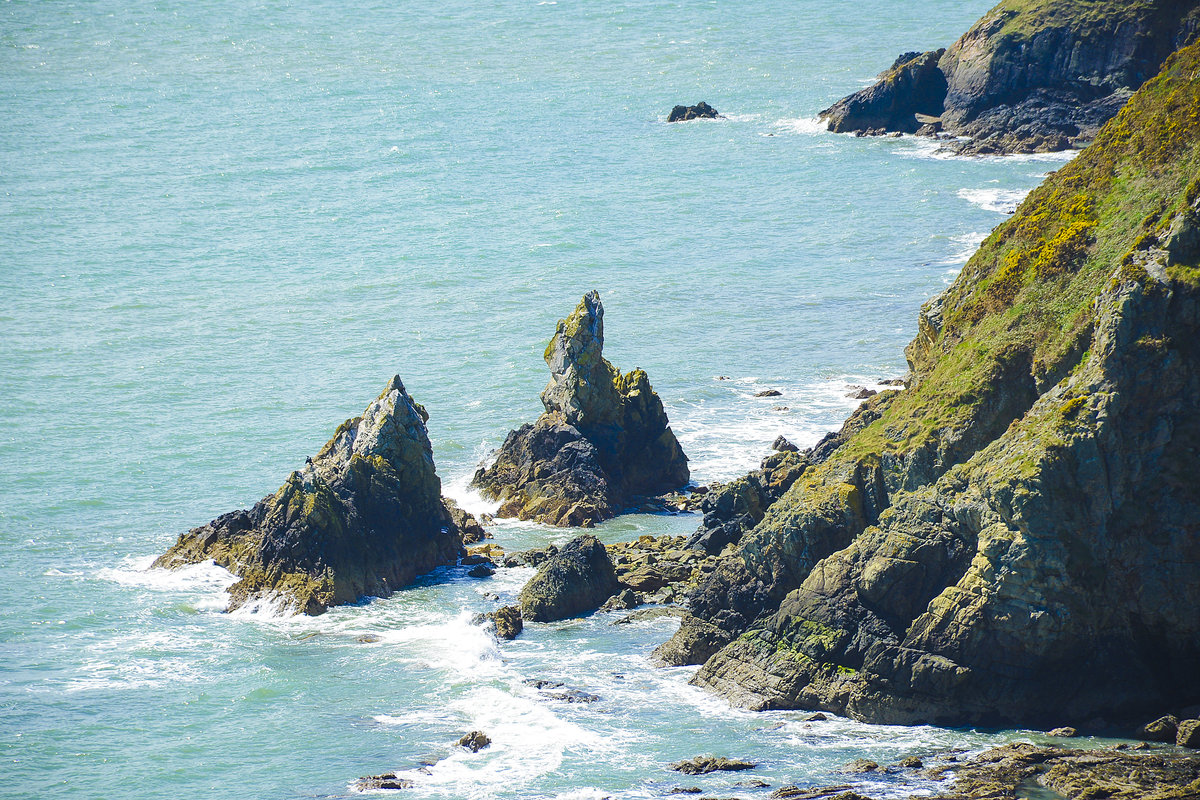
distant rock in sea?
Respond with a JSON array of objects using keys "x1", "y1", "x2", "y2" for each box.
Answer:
[
  {"x1": 472, "y1": 291, "x2": 689, "y2": 526},
  {"x1": 667, "y1": 102, "x2": 722, "y2": 122},
  {"x1": 820, "y1": 0, "x2": 1200, "y2": 154},
  {"x1": 154, "y1": 376, "x2": 473, "y2": 614}
]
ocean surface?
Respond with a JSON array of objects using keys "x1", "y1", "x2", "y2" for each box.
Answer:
[{"x1": 0, "y1": 2, "x2": 1102, "y2": 798}]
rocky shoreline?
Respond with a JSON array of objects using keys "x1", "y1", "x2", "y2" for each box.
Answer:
[{"x1": 821, "y1": 0, "x2": 1200, "y2": 155}]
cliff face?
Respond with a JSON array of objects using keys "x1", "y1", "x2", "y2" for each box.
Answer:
[
  {"x1": 821, "y1": 0, "x2": 1200, "y2": 154},
  {"x1": 678, "y1": 42, "x2": 1200, "y2": 727},
  {"x1": 155, "y1": 376, "x2": 465, "y2": 614},
  {"x1": 472, "y1": 291, "x2": 689, "y2": 526}
]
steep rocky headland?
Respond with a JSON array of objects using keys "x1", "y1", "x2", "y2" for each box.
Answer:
[
  {"x1": 661, "y1": 41, "x2": 1200, "y2": 729},
  {"x1": 821, "y1": 0, "x2": 1200, "y2": 154},
  {"x1": 472, "y1": 291, "x2": 689, "y2": 526},
  {"x1": 155, "y1": 376, "x2": 469, "y2": 614}
]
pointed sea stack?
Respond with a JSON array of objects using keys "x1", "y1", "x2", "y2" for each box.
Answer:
[
  {"x1": 472, "y1": 291, "x2": 689, "y2": 526},
  {"x1": 154, "y1": 376, "x2": 468, "y2": 614}
]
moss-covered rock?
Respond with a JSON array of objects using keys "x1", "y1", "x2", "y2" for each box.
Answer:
[
  {"x1": 472, "y1": 291, "x2": 689, "y2": 526},
  {"x1": 821, "y1": 0, "x2": 1200, "y2": 154},
  {"x1": 680, "y1": 42, "x2": 1200, "y2": 728},
  {"x1": 154, "y1": 376, "x2": 467, "y2": 614}
]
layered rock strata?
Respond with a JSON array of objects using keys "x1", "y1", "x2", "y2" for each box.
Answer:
[
  {"x1": 821, "y1": 0, "x2": 1200, "y2": 154},
  {"x1": 667, "y1": 43, "x2": 1200, "y2": 728},
  {"x1": 154, "y1": 376, "x2": 467, "y2": 614},
  {"x1": 472, "y1": 291, "x2": 689, "y2": 526}
]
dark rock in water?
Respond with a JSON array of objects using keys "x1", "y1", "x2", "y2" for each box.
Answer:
[
  {"x1": 675, "y1": 47, "x2": 1200, "y2": 729},
  {"x1": 772, "y1": 435, "x2": 799, "y2": 453},
  {"x1": 457, "y1": 730, "x2": 490, "y2": 752},
  {"x1": 489, "y1": 605, "x2": 523, "y2": 640},
  {"x1": 1048, "y1": 726, "x2": 1077, "y2": 737},
  {"x1": 1178, "y1": 719, "x2": 1200, "y2": 749},
  {"x1": 819, "y1": 1, "x2": 1200, "y2": 154},
  {"x1": 845, "y1": 386, "x2": 876, "y2": 400},
  {"x1": 357, "y1": 634, "x2": 383, "y2": 644},
  {"x1": 734, "y1": 778, "x2": 770, "y2": 788},
  {"x1": 518, "y1": 534, "x2": 620, "y2": 621},
  {"x1": 755, "y1": 389, "x2": 782, "y2": 397},
  {"x1": 601, "y1": 587, "x2": 641, "y2": 611},
  {"x1": 822, "y1": 49, "x2": 948, "y2": 134},
  {"x1": 670, "y1": 755, "x2": 756, "y2": 775},
  {"x1": 467, "y1": 563, "x2": 495, "y2": 578},
  {"x1": 446, "y1": 498, "x2": 491, "y2": 544},
  {"x1": 1139, "y1": 715, "x2": 1179, "y2": 742},
  {"x1": 546, "y1": 688, "x2": 600, "y2": 703},
  {"x1": 153, "y1": 376, "x2": 464, "y2": 615},
  {"x1": 460, "y1": 554, "x2": 492, "y2": 566},
  {"x1": 804, "y1": 712, "x2": 828, "y2": 722},
  {"x1": 668, "y1": 788, "x2": 702, "y2": 795},
  {"x1": 770, "y1": 786, "x2": 856, "y2": 800},
  {"x1": 652, "y1": 614, "x2": 736, "y2": 666},
  {"x1": 667, "y1": 102, "x2": 722, "y2": 122},
  {"x1": 354, "y1": 773, "x2": 413, "y2": 790},
  {"x1": 472, "y1": 291, "x2": 689, "y2": 526},
  {"x1": 524, "y1": 678, "x2": 565, "y2": 689},
  {"x1": 839, "y1": 759, "x2": 880, "y2": 774},
  {"x1": 896, "y1": 756, "x2": 923, "y2": 769}
]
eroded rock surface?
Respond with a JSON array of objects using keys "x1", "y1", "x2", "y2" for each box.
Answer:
[
  {"x1": 472, "y1": 291, "x2": 689, "y2": 526},
  {"x1": 154, "y1": 376, "x2": 466, "y2": 614},
  {"x1": 518, "y1": 534, "x2": 621, "y2": 621}
]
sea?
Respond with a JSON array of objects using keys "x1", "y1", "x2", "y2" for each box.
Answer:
[{"x1": 0, "y1": 2, "x2": 1107, "y2": 798}]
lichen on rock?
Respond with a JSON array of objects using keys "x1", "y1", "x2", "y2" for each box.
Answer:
[
  {"x1": 154, "y1": 375, "x2": 469, "y2": 615},
  {"x1": 472, "y1": 291, "x2": 689, "y2": 526}
]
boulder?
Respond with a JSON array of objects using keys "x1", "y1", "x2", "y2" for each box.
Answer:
[
  {"x1": 154, "y1": 376, "x2": 464, "y2": 614},
  {"x1": 1178, "y1": 719, "x2": 1200, "y2": 749},
  {"x1": 490, "y1": 605, "x2": 523, "y2": 640},
  {"x1": 773, "y1": 435, "x2": 799, "y2": 453},
  {"x1": 1048, "y1": 727, "x2": 1077, "y2": 737},
  {"x1": 457, "y1": 731, "x2": 490, "y2": 752},
  {"x1": 353, "y1": 773, "x2": 413, "y2": 790},
  {"x1": 667, "y1": 102, "x2": 722, "y2": 122},
  {"x1": 472, "y1": 292, "x2": 689, "y2": 525},
  {"x1": 518, "y1": 534, "x2": 621, "y2": 622},
  {"x1": 1139, "y1": 715, "x2": 1179, "y2": 742}
]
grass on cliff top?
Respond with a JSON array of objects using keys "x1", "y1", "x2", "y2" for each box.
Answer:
[
  {"x1": 979, "y1": 0, "x2": 1182, "y2": 40},
  {"x1": 846, "y1": 40, "x2": 1200, "y2": 460}
]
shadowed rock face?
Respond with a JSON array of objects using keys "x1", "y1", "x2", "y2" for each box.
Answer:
[
  {"x1": 821, "y1": 0, "x2": 1200, "y2": 154},
  {"x1": 671, "y1": 43, "x2": 1200, "y2": 728},
  {"x1": 154, "y1": 376, "x2": 466, "y2": 614},
  {"x1": 472, "y1": 291, "x2": 689, "y2": 526},
  {"x1": 518, "y1": 534, "x2": 620, "y2": 621}
]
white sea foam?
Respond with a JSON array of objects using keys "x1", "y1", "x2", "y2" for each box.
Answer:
[
  {"x1": 774, "y1": 116, "x2": 827, "y2": 135},
  {"x1": 958, "y1": 187, "x2": 1029, "y2": 214},
  {"x1": 98, "y1": 555, "x2": 238, "y2": 611}
]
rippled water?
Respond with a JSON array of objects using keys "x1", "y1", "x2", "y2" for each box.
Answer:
[{"x1": 1, "y1": 1, "x2": 1097, "y2": 798}]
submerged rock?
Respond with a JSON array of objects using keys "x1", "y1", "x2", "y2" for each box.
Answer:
[
  {"x1": 672, "y1": 44, "x2": 1200, "y2": 728},
  {"x1": 518, "y1": 534, "x2": 621, "y2": 621},
  {"x1": 353, "y1": 773, "x2": 413, "y2": 791},
  {"x1": 472, "y1": 291, "x2": 689, "y2": 526},
  {"x1": 457, "y1": 731, "x2": 490, "y2": 752},
  {"x1": 667, "y1": 102, "x2": 722, "y2": 122},
  {"x1": 819, "y1": 1, "x2": 1200, "y2": 154},
  {"x1": 154, "y1": 376, "x2": 466, "y2": 615}
]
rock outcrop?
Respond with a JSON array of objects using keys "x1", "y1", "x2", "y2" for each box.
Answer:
[
  {"x1": 821, "y1": 0, "x2": 1200, "y2": 154},
  {"x1": 154, "y1": 376, "x2": 466, "y2": 614},
  {"x1": 518, "y1": 534, "x2": 621, "y2": 621},
  {"x1": 472, "y1": 291, "x2": 689, "y2": 526},
  {"x1": 669, "y1": 43, "x2": 1200, "y2": 728},
  {"x1": 667, "y1": 102, "x2": 722, "y2": 122}
]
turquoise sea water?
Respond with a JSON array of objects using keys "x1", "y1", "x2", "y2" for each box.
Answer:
[{"x1": 1, "y1": 2, "x2": 1102, "y2": 798}]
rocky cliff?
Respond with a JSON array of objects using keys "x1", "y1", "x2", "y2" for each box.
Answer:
[
  {"x1": 472, "y1": 291, "x2": 689, "y2": 526},
  {"x1": 669, "y1": 41, "x2": 1200, "y2": 728},
  {"x1": 822, "y1": 0, "x2": 1200, "y2": 154},
  {"x1": 154, "y1": 376, "x2": 466, "y2": 614}
]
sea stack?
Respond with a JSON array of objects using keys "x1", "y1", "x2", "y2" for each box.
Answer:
[
  {"x1": 472, "y1": 291, "x2": 689, "y2": 526},
  {"x1": 154, "y1": 376, "x2": 468, "y2": 614},
  {"x1": 669, "y1": 42, "x2": 1200, "y2": 728}
]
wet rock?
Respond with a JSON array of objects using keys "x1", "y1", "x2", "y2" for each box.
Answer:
[
  {"x1": 804, "y1": 712, "x2": 828, "y2": 722},
  {"x1": 668, "y1": 788, "x2": 702, "y2": 795},
  {"x1": 154, "y1": 376, "x2": 464, "y2": 615},
  {"x1": 839, "y1": 759, "x2": 881, "y2": 774},
  {"x1": 734, "y1": 778, "x2": 770, "y2": 788},
  {"x1": 546, "y1": 688, "x2": 600, "y2": 703},
  {"x1": 770, "y1": 786, "x2": 855, "y2": 800},
  {"x1": 518, "y1": 534, "x2": 620, "y2": 622},
  {"x1": 670, "y1": 756, "x2": 757, "y2": 775},
  {"x1": 897, "y1": 756, "x2": 924, "y2": 769},
  {"x1": 772, "y1": 435, "x2": 799, "y2": 453},
  {"x1": 614, "y1": 606, "x2": 686, "y2": 625},
  {"x1": 489, "y1": 605, "x2": 523, "y2": 640},
  {"x1": 755, "y1": 389, "x2": 782, "y2": 397},
  {"x1": 1048, "y1": 726, "x2": 1077, "y2": 737},
  {"x1": 1140, "y1": 715, "x2": 1179, "y2": 742},
  {"x1": 524, "y1": 679, "x2": 564, "y2": 689},
  {"x1": 354, "y1": 773, "x2": 413, "y2": 790},
  {"x1": 356, "y1": 634, "x2": 383, "y2": 644},
  {"x1": 457, "y1": 730, "x2": 490, "y2": 752},
  {"x1": 845, "y1": 386, "x2": 876, "y2": 400},
  {"x1": 467, "y1": 563, "x2": 495, "y2": 578},
  {"x1": 601, "y1": 587, "x2": 641, "y2": 611},
  {"x1": 1178, "y1": 719, "x2": 1200, "y2": 749},
  {"x1": 652, "y1": 614, "x2": 735, "y2": 666},
  {"x1": 446, "y1": 498, "x2": 491, "y2": 544},
  {"x1": 667, "y1": 102, "x2": 722, "y2": 122},
  {"x1": 472, "y1": 292, "x2": 689, "y2": 526}
]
